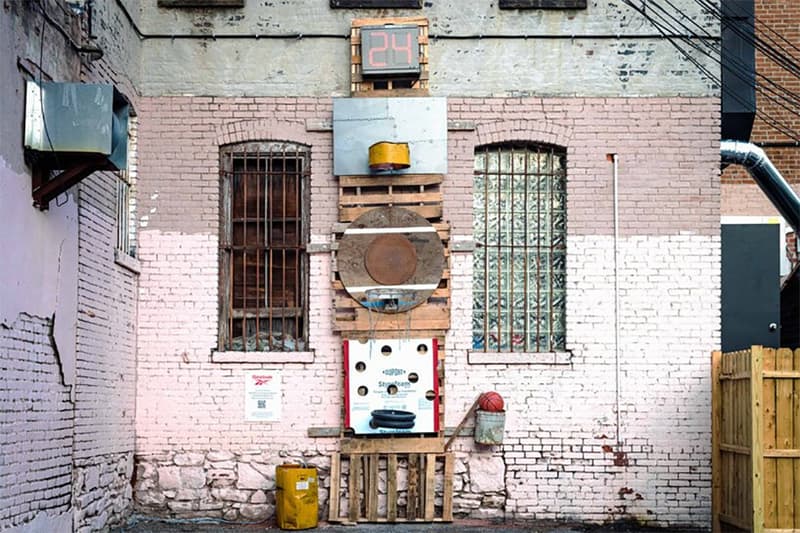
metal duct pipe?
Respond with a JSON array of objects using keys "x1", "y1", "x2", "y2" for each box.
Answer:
[{"x1": 721, "y1": 140, "x2": 800, "y2": 232}]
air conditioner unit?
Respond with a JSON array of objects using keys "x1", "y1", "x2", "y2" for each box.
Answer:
[{"x1": 24, "y1": 81, "x2": 129, "y2": 170}]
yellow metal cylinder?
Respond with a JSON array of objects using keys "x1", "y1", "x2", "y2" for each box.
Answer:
[
  {"x1": 275, "y1": 464, "x2": 318, "y2": 530},
  {"x1": 368, "y1": 141, "x2": 410, "y2": 171}
]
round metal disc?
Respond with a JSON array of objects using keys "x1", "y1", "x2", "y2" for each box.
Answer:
[
  {"x1": 338, "y1": 207, "x2": 445, "y2": 314},
  {"x1": 364, "y1": 234, "x2": 418, "y2": 285}
]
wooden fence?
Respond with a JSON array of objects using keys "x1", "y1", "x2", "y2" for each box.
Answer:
[{"x1": 712, "y1": 346, "x2": 800, "y2": 533}]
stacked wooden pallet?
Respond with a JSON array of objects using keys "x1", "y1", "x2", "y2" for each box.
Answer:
[
  {"x1": 329, "y1": 439, "x2": 454, "y2": 523},
  {"x1": 332, "y1": 173, "x2": 450, "y2": 334}
]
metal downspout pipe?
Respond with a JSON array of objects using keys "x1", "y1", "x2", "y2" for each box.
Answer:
[{"x1": 720, "y1": 140, "x2": 800, "y2": 232}]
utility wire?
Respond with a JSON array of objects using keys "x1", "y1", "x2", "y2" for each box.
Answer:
[{"x1": 622, "y1": 0, "x2": 800, "y2": 142}]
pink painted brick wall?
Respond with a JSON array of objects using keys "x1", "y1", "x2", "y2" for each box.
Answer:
[{"x1": 134, "y1": 95, "x2": 719, "y2": 527}]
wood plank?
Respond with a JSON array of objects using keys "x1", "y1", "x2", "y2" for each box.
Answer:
[
  {"x1": 340, "y1": 174, "x2": 443, "y2": 188},
  {"x1": 329, "y1": 453, "x2": 341, "y2": 521},
  {"x1": 351, "y1": 16, "x2": 429, "y2": 28},
  {"x1": 407, "y1": 454, "x2": 419, "y2": 520},
  {"x1": 333, "y1": 305, "x2": 450, "y2": 333},
  {"x1": 712, "y1": 350, "x2": 722, "y2": 533},
  {"x1": 387, "y1": 455, "x2": 398, "y2": 522},
  {"x1": 721, "y1": 352, "x2": 732, "y2": 520},
  {"x1": 776, "y1": 348, "x2": 795, "y2": 529},
  {"x1": 366, "y1": 455, "x2": 379, "y2": 522},
  {"x1": 340, "y1": 191, "x2": 442, "y2": 206},
  {"x1": 340, "y1": 204, "x2": 442, "y2": 222},
  {"x1": 423, "y1": 454, "x2": 436, "y2": 521},
  {"x1": 794, "y1": 348, "x2": 800, "y2": 529},
  {"x1": 740, "y1": 352, "x2": 754, "y2": 521},
  {"x1": 754, "y1": 346, "x2": 766, "y2": 533},
  {"x1": 720, "y1": 443, "x2": 752, "y2": 455},
  {"x1": 764, "y1": 450, "x2": 800, "y2": 458},
  {"x1": 341, "y1": 437, "x2": 444, "y2": 454},
  {"x1": 442, "y1": 453, "x2": 455, "y2": 521},
  {"x1": 764, "y1": 370, "x2": 800, "y2": 379},
  {"x1": 764, "y1": 347, "x2": 778, "y2": 531},
  {"x1": 349, "y1": 454, "x2": 362, "y2": 522},
  {"x1": 720, "y1": 511, "x2": 754, "y2": 531}
]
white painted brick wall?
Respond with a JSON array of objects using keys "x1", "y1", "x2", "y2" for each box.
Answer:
[
  {"x1": 445, "y1": 234, "x2": 719, "y2": 525},
  {"x1": 0, "y1": 314, "x2": 73, "y2": 530}
]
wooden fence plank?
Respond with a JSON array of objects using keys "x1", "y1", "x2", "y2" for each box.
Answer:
[
  {"x1": 753, "y1": 347, "x2": 765, "y2": 533},
  {"x1": 764, "y1": 347, "x2": 777, "y2": 531},
  {"x1": 712, "y1": 350, "x2": 722, "y2": 533},
  {"x1": 794, "y1": 348, "x2": 800, "y2": 529},
  {"x1": 776, "y1": 348, "x2": 795, "y2": 529}
]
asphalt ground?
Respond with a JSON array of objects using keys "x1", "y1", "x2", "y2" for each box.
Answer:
[{"x1": 112, "y1": 516, "x2": 705, "y2": 533}]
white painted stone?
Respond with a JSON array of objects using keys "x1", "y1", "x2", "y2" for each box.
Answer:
[
  {"x1": 174, "y1": 453, "x2": 205, "y2": 466},
  {"x1": 239, "y1": 503, "x2": 271, "y2": 521},
  {"x1": 135, "y1": 490, "x2": 165, "y2": 506},
  {"x1": 237, "y1": 463, "x2": 268, "y2": 490},
  {"x1": 207, "y1": 450, "x2": 235, "y2": 462},
  {"x1": 468, "y1": 455, "x2": 506, "y2": 493},
  {"x1": 211, "y1": 487, "x2": 250, "y2": 503},
  {"x1": 251, "y1": 490, "x2": 267, "y2": 504},
  {"x1": 181, "y1": 467, "x2": 207, "y2": 489},
  {"x1": 157, "y1": 466, "x2": 181, "y2": 490}
]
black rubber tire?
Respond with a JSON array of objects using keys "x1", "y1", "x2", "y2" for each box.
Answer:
[
  {"x1": 370, "y1": 417, "x2": 416, "y2": 429},
  {"x1": 370, "y1": 409, "x2": 416, "y2": 429},
  {"x1": 370, "y1": 409, "x2": 416, "y2": 421}
]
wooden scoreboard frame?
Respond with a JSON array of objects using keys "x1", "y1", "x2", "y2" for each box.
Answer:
[{"x1": 350, "y1": 17, "x2": 429, "y2": 95}]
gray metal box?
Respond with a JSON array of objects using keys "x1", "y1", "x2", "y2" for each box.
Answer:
[{"x1": 24, "y1": 81, "x2": 129, "y2": 170}]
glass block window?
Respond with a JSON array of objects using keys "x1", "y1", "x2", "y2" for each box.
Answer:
[{"x1": 473, "y1": 143, "x2": 567, "y2": 353}]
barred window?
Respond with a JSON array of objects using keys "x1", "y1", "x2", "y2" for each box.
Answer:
[
  {"x1": 116, "y1": 116, "x2": 137, "y2": 258},
  {"x1": 219, "y1": 142, "x2": 309, "y2": 352},
  {"x1": 473, "y1": 143, "x2": 567, "y2": 353}
]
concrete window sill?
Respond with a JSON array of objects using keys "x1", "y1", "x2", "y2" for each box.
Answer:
[
  {"x1": 212, "y1": 351, "x2": 315, "y2": 364},
  {"x1": 467, "y1": 351, "x2": 572, "y2": 365},
  {"x1": 114, "y1": 249, "x2": 141, "y2": 274}
]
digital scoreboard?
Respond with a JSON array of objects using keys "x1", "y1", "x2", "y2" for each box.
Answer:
[{"x1": 360, "y1": 25, "x2": 421, "y2": 77}]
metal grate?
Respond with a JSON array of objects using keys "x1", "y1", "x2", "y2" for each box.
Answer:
[
  {"x1": 115, "y1": 116, "x2": 137, "y2": 258},
  {"x1": 219, "y1": 142, "x2": 309, "y2": 352},
  {"x1": 472, "y1": 143, "x2": 567, "y2": 353}
]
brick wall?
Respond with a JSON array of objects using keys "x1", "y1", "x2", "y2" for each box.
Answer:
[
  {"x1": 0, "y1": 314, "x2": 73, "y2": 530},
  {"x1": 133, "y1": 95, "x2": 718, "y2": 527},
  {"x1": 69, "y1": 169, "x2": 139, "y2": 532}
]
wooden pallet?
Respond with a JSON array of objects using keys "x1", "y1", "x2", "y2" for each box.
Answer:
[
  {"x1": 338, "y1": 174, "x2": 443, "y2": 223},
  {"x1": 329, "y1": 450, "x2": 454, "y2": 523},
  {"x1": 350, "y1": 17, "x2": 429, "y2": 95}
]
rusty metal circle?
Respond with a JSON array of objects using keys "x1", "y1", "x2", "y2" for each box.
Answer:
[{"x1": 364, "y1": 234, "x2": 418, "y2": 285}]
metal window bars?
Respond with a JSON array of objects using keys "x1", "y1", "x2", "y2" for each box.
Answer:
[{"x1": 219, "y1": 142, "x2": 310, "y2": 352}]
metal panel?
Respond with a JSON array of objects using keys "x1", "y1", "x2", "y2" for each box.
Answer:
[
  {"x1": 333, "y1": 97, "x2": 447, "y2": 176},
  {"x1": 721, "y1": 223, "x2": 781, "y2": 352},
  {"x1": 24, "y1": 81, "x2": 129, "y2": 169}
]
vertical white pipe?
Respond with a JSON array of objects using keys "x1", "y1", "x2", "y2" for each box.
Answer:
[{"x1": 612, "y1": 153, "x2": 622, "y2": 446}]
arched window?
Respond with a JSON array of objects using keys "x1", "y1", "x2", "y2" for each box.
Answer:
[
  {"x1": 219, "y1": 142, "x2": 310, "y2": 352},
  {"x1": 473, "y1": 142, "x2": 566, "y2": 353}
]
